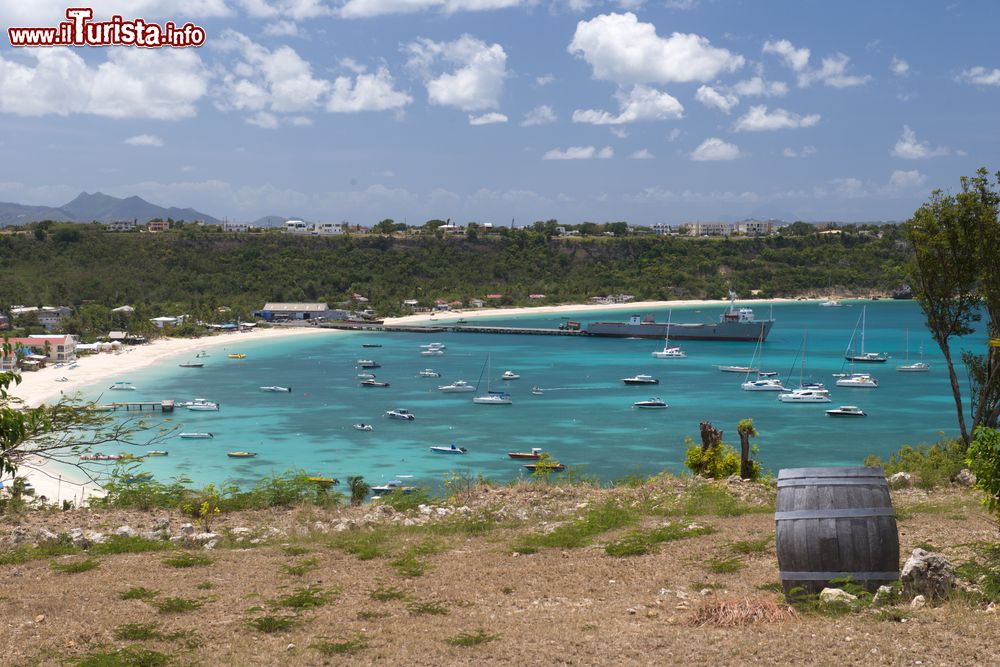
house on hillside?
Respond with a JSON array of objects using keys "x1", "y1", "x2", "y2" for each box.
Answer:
[
  {"x1": 147, "y1": 220, "x2": 170, "y2": 232},
  {"x1": 315, "y1": 222, "x2": 345, "y2": 235},
  {"x1": 255, "y1": 302, "x2": 344, "y2": 321},
  {"x1": 223, "y1": 222, "x2": 255, "y2": 233},
  {"x1": 107, "y1": 220, "x2": 137, "y2": 232},
  {"x1": 283, "y1": 220, "x2": 312, "y2": 234},
  {"x1": 10, "y1": 305, "x2": 72, "y2": 331}
]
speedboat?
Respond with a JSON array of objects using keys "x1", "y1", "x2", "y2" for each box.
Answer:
[
  {"x1": 195, "y1": 351, "x2": 209, "y2": 358},
  {"x1": 622, "y1": 374, "x2": 659, "y2": 385},
  {"x1": 719, "y1": 365, "x2": 757, "y2": 373},
  {"x1": 778, "y1": 389, "x2": 831, "y2": 403},
  {"x1": 473, "y1": 391, "x2": 512, "y2": 405},
  {"x1": 357, "y1": 359, "x2": 380, "y2": 368},
  {"x1": 109, "y1": 381, "x2": 136, "y2": 391},
  {"x1": 357, "y1": 372, "x2": 376, "y2": 379},
  {"x1": 179, "y1": 361, "x2": 204, "y2": 368},
  {"x1": 531, "y1": 386, "x2": 544, "y2": 395},
  {"x1": 227, "y1": 451, "x2": 257, "y2": 458},
  {"x1": 633, "y1": 397, "x2": 668, "y2": 409},
  {"x1": 430, "y1": 444, "x2": 467, "y2": 454},
  {"x1": 826, "y1": 405, "x2": 867, "y2": 417},
  {"x1": 757, "y1": 371, "x2": 779, "y2": 378},
  {"x1": 228, "y1": 353, "x2": 246, "y2": 359},
  {"x1": 523, "y1": 463, "x2": 566, "y2": 472},
  {"x1": 418, "y1": 369, "x2": 441, "y2": 378},
  {"x1": 371, "y1": 480, "x2": 417, "y2": 495},
  {"x1": 439, "y1": 380, "x2": 476, "y2": 393},
  {"x1": 835, "y1": 374, "x2": 878, "y2": 388},
  {"x1": 260, "y1": 386, "x2": 291, "y2": 392},
  {"x1": 353, "y1": 423, "x2": 374, "y2": 431},
  {"x1": 421, "y1": 349, "x2": 444, "y2": 356},
  {"x1": 186, "y1": 398, "x2": 220, "y2": 411},
  {"x1": 361, "y1": 379, "x2": 390, "y2": 387},
  {"x1": 508, "y1": 448, "x2": 545, "y2": 459},
  {"x1": 420, "y1": 343, "x2": 446, "y2": 350},
  {"x1": 385, "y1": 408, "x2": 415, "y2": 420},
  {"x1": 819, "y1": 299, "x2": 842, "y2": 307},
  {"x1": 741, "y1": 378, "x2": 787, "y2": 391},
  {"x1": 145, "y1": 450, "x2": 168, "y2": 457},
  {"x1": 501, "y1": 370, "x2": 520, "y2": 380},
  {"x1": 179, "y1": 432, "x2": 214, "y2": 439},
  {"x1": 362, "y1": 343, "x2": 382, "y2": 348}
]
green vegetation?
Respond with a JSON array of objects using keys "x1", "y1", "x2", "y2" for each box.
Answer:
[
  {"x1": 112, "y1": 624, "x2": 165, "y2": 641},
  {"x1": 357, "y1": 610, "x2": 390, "y2": 620},
  {"x1": 91, "y1": 536, "x2": 171, "y2": 556},
  {"x1": 271, "y1": 585, "x2": 337, "y2": 609},
  {"x1": 407, "y1": 600, "x2": 449, "y2": 616},
  {"x1": 445, "y1": 630, "x2": 500, "y2": 647},
  {"x1": 967, "y1": 427, "x2": 1000, "y2": 517},
  {"x1": 282, "y1": 557, "x2": 320, "y2": 577},
  {"x1": 310, "y1": 637, "x2": 369, "y2": 656},
  {"x1": 119, "y1": 587, "x2": 159, "y2": 601},
  {"x1": 76, "y1": 646, "x2": 171, "y2": 667},
  {"x1": 50, "y1": 557, "x2": 99, "y2": 574},
  {"x1": 706, "y1": 556, "x2": 745, "y2": 574},
  {"x1": 247, "y1": 615, "x2": 297, "y2": 633},
  {"x1": 152, "y1": 597, "x2": 204, "y2": 614},
  {"x1": 513, "y1": 500, "x2": 636, "y2": 554},
  {"x1": 864, "y1": 438, "x2": 966, "y2": 489},
  {"x1": 368, "y1": 586, "x2": 408, "y2": 602},
  {"x1": 605, "y1": 522, "x2": 715, "y2": 557},
  {"x1": 161, "y1": 552, "x2": 213, "y2": 569},
  {"x1": 730, "y1": 536, "x2": 772, "y2": 555}
]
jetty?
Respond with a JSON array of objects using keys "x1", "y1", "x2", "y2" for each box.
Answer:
[
  {"x1": 90, "y1": 400, "x2": 175, "y2": 413},
  {"x1": 320, "y1": 322, "x2": 586, "y2": 337}
]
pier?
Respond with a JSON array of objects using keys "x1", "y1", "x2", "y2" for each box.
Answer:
[
  {"x1": 320, "y1": 322, "x2": 586, "y2": 337},
  {"x1": 91, "y1": 400, "x2": 175, "y2": 413}
]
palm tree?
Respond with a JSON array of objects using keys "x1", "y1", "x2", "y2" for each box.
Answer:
[
  {"x1": 737, "y1": 418, "x2": 758, "y2": 480},
  {"x1": 347, "y1": 476, "x2": 369, "y2": 506}
]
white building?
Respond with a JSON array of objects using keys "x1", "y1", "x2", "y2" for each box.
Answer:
[
  {"x1": 223, "y1": 222, "x2": 255, "y2": 233},
  {"x1": 651, "y1": 223, "x2": 674, "y2": 236},
  {"x1": 10, "y1": 305, "x2": 72, "y2": 331},
  {"x1": 107, "y1": 220, "x2": 137, "y2": 232},
  {"x1": 315, "y1": 222, "x2": 345, "y2": 235},
  {"x1": 686, "y1": 222, "x2": 732, "y2": 237},
  {"x1": 733, "y1": 220, "x2": 774, "y2": 236},
  {"x1": 283, "y1": 220, "x2": 313, "y2": 234},
  {"x1": 257, "y1": 302, "x2": 344, "y2": 321}
]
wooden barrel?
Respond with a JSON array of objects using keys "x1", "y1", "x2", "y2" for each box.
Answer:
[{"x1": 775, "y1": 466, "x2": 899, "y2": 597}]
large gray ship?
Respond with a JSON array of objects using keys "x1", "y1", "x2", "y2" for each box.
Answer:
[{"x1": 586, "y1": 297, "x2": 774, "y2": 342}]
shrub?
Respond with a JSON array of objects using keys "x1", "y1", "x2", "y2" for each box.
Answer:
[
  {"x1": 967, "y1": 427, "x2": 1000, "y2": 514},
  {"x1": 248, "y1": 615, "x2": 297, "y2": 633},
  {"x1": 864, "y1": 437, "x2": 966, "y2": 489},
  {"x1": 50, "y1": 557, "x2": 99, "y2": 574},
  {"x1": 445, "y1": 630, "x2": 499, "y2": 647},
  {"x1": 684, "y1": 437, "x2": 741, "y2": 479}
]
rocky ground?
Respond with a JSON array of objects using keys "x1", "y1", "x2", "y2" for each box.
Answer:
[{"x1": 1, "y1": 476, "x2": 998, "y2": 666}]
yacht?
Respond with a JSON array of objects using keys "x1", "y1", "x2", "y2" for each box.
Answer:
[
  {"x1": 109, "y1": 381, "x2": 136, "y2": 391},
  {"x1": 835, "y1": 373, "x2": 878, "y2": 388},
  {"x1": 371, "y1": 480, "x2": 417, "y2": 495},
  {"x1": 508, "y1": 447, "x2": 545, "y2": 460},
  {"x1": 741, "y1": 378, "x2": 788, "y2": 391},
  {"x1": 778, "y1": 388, "x2": 831, "y2": 403},
  {"x1": 357, "y1": 372, "x2": 376, "y2": 379},
  {"x1": 897, "y1": 330, "x2": 930, "y2": 372},
  {"x1": 385, "y1": 408, "x2": 415, "y2": 420},
  {"x1": 421, "y1": 349, "x2": 444, "y2": 356},
  {"x1": 651, "y1": 311, "x2": 686, "y2": 358},
  {"x1": 439, "y1": 380, "x2": 476, "y2": 393},
  {"x1": 179, "y1": 432, "x2": 214, "y2": 439},
  {"x1": 360, "y1": 379, "x2": 390, "y2": 387},
  {"x1": 826, "y1": 405, "x2": 867, "y2": 417},
  {"x1": 719, "y1": 365, "x2": 758, "y2": 373},
  {"x1": 633, "y1": 397, "x2": 668, "y2": 409},
  {"x1": 844, "y1": 306, "x2": 888, "y2": 363},
  {"x1": 361, "y1": 343, "x2": 382, "y2": 348},
  {"x1": 178, "y1": 361, "x2": 204, "y2": 368},
  {"x1": 501, "y1": 370, "x2": 520, "y2": 380},
  {"x1": 622, "y1": 374, "x2": 659, "y2": 385},
  {"x1": 353, "y1": 423, "x2": 374, "y2": 431},
  {"x1": 418, "y1": 369, "x2": 441, "y2": 378},
  {"x1": 186, "y1": 398, "x2": 220, "y2": 411},
  {"x1": 473, "y1": 391, "x2": 513, "y2": 405},
  {"x1": 357, "y1": 359, "x2": 380, "y2": 368},
  {"x1": 259, "y1": 386, "x2": 291, "y2": 392},
  {"x1": 819, "y1": 299, "x2": 842, "y2": 307},
  {"x1": 429, "y1": 444, "x2": 467, "y2": 454},
  {"x1": 420, "y1": 343, "x2": 446, "y2": 350}
]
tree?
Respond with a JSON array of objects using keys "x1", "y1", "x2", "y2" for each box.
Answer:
[
  {"x1": 347, "y1": 475, "x2": 369, "y2": 506},
  {"x1": 737, "y1": 418, "x2": 758, "y2": 480},
  {"x1": 905, "y1": 169, "x2": 1000, "y2": 446},
  {"x1": 373, "y1": 219, "x2": 397, "y2": 235}
]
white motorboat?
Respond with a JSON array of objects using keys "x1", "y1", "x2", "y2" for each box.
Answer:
[
  {"x1": 741, "y1": 378, "x2": 788, "y2": 391},
  {"x1": 353, "y1": 423, "x2": 374, "y2": 431},
  {"x1": 357, "y1": 359, "x2": 380, "y2": 368},
  {"x1": 420, "y1": 343, "x2": 446, "y2": 350},
  {"x1": 622, "y1": 374, "x2": 659, "y2": 385},
  {"x1": 179, "y1": 432, "x2": 214, "y2": 439},
  {"x1": 186, "y1": 398, "x2": 220, "y2": 411},
  {"x1": 835, "y1": 373, "x2": 878, "y2": 388},
  {"x1": 826, "y1": 405, "x2": 867, "y2": 417},
  {"x1": 418, "y1": 369, "x2": 441, "y2": 378},
  {"x1": 421, "y1": 349, "x2": 444, "y2": 356},
  {"x1": 819, "y1": 299, "x2": 842, "y2": 307},
  {"x1": 531, "y1": 386, "x2": 544, "y2": 395},
  {"x1": 473, "y1": 391, "x2": 512, "y2": 405},
  {"x1": 778, "y1": 389, "x2": 831, "y2": 403},
  {"x1": 633, "y1": 397, "x2": 668, "y2": 409},
  {"x1": 439, "y1": 380, "x2": 476, "y2": 393},
  {"x1": 430, "y1": 444, "x2": 467, "y2": 454},
  {"x1": 501, "y1": 370, "x2": 520, "y2": 380},
  {"x1": 385, "y1": 408, "x2": 415, "y2": 420},
  {"x1": 109, "y1": 381, "x2": 136, "y2": 391},
  {"x1": 371, "y1": 480, "x2": 417, "y2": 495},
  {"x1": 195, "y1": 350, "x2": 209, "y2": 358},
  {"x1": 55, "y1": 376, "x2": 69, "y2": 382},
  {"x1": 357, "y1": 372, "x2": 376, "y2": 379},
  {"x1": 719, "y1": 365, "x2": 758, "y2": 373},
  {"x1": 897, "y1": 330, "x2": 930, "y2": 372},
  {"x1": 259, "y1": 386, "x2": 291, "y2": 392},
  {"x1": 360, "y1": 379, "x2": 390, "y2": 387},
  {"x1": 651, "y1": 311, "x2": 686, "y2": 358},
  {"x1": 844, "y1": 306, "x2": 888, "y2": 363}
]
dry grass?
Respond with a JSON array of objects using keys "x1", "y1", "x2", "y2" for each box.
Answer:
[{"x1": 689, "y1": 597, "x2": 798, "y2": 627}]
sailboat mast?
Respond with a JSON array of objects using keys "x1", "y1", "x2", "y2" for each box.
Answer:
[{"x1": 860, "y1": 306, "x2": 866, "y2": 355}]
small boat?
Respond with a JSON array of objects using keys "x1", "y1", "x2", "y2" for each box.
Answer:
[
  {"x1": 439, "y1": 380, "x2": 476, "y2": 393},
  {"x1": 178, "y1": 361, "x2": 204, "y2": 368},
  {"x1": 622, "y1": 374, "x2": 659, "y2": 385},
  {"x1": 633, "y1": 397, "x2": 668, "y2": 409},
  {"x1": 418, "y1": 369, "x2": 441, "y2": 378},
  {"x1": 719, "y1": 365, "x2": 758, "y2": 373},
  {"x1": 362, "y1": 343, "x2": 382, "y2": 348},
  {"x1": 357, "y1": 359, "x2": 381, "y2": 368},
  {"x1": 228, "y1": 353, "x2": 246, "y2": 359},
  {"x1": 531, "y1": 386, "x2": 544, "y2": 395},
  {"x1": 819, "y1": 299, "x2": 842, "y2": 307},
  {"x1": 179, "y1": 432, "x2": 214, "y2": 439},
  {"x1": 260, "y1": 386, "x2": 291, "y2": 392},
  {"x1": 421, "y1": 349, "x2": 444, "y2": 356},
  {"x1": 420, "y1": 343, "x2": 446, "y2": 350},
  {"x1": 186, "y1": 399, "x2": 220, "y2": 411},
  {"x1": 501, "y1": 370, "x2": 520, "y2": 380},
  {"x1": 227, "y1": 451, "x2": 257, "y2": 458},
  {"x1": 308, "y1": 476, "x2": 339, "y2": 486},
  {"x1": 778, "y1": 389, "x2": 831, "y2": 403},
  {"x1": 430, "y1": 444, "x2": 467, "y2": 454},
  {"x1": 371, "y1": 480, "x2": 417, "y2": 495},
  {"x1": 741, "y1": 378, "x2": 788, "y2": 392},
  {"x1": 357, "y1": 372, "x2": 376, "y2": 379},
  {"x1": 508, "y1": 447, "x2": 544, "y2": 460},
  {"x1": 385, "y1": 408, "x2": 415, "y2": 420},
  {"x1": 835, "y1": 373, "x2": 878, "y2": 388},
  {"x1": 195, "y1": 350, "x2": 209, "y2": 358},
  {"x1": 523, "y1": 463, "x2": 566, "y2": 472},
  {"x1": 145, "y1": 450, "x2": 169, "y2": 457},
  {"x1": 109, "y1": 381, "x2": 136, "y2": 391},
  {"x1": 826, "y1": 405, "x2": 867, "y2": 417},
  {"x1": 473, "y1": 391, "x2": 512, "y2": 405},
  {"x1": 353, "y1": 423, "x2": 374, "y2": 431},
  {"x1": 360, "y1": 379, "x2": 390, "y2": 387},
  {"x1": 757, "y1": 371, "x2": 779, "y2": 378},
  {"x1": 456, "y1": 318, "x2": 468, "y2": 324}
]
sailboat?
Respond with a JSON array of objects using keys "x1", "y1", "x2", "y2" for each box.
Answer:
[
  {"x1": 741, "y1": 329, "x2": 785, "y2": 391},
  {"x1": 897, "y1": 329, "x2": 930, "y2": 372},
  {"x1": 652, "y1": 311, "x2": 686, "y2": 358},
  {"x1": 779, "y1": 333, "x2": 831, "y2": 402},
  {"x1": 473, "y1": 355, "x2": 512, "y2": 405},
  {"x1": 844, "y1": 306, "x2": 888, "y2": 363}
]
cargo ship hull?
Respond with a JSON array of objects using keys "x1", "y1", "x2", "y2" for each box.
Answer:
[{"x1": 586, "y1": 319, "x2": 774, "y2": 342}]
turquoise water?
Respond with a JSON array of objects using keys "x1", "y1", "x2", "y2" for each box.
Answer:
[{"x1": 80, "y1": 301, "x2": 974, "y2": 491}]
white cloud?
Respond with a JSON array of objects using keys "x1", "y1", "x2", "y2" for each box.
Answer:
[
  {"x1": 326, "y1": 67, "x2": 412, "y2": 112},
  {"x1": 690, "y1": 137, "x2": 742, "y2": 161},
  {"x1": 572, "y1": 85, "x2": 683, "y2": 124},
  {"x1": 734, "y1": 105, "x2": 819, "y2": 131},
  {"x1": 890, "y1": 56, "x2": 909, "y2": 76},
  {"x1": 543, "y1": 145, "x2": 614, "y2": 160},
  {"x1": 535, "y1": 74, "x2": 555, "y2": 86},
  {"x1": 958, "y1": 66, "x2": 1000, "y2": 86},
  {"x1": 468, "y1": 111, "x2": 507, "y2": 125},
  {"x1": 732, "y1": 76, "x2": 787, "y2": 97},
  {"x1": 124, "y1": 134, "x2": 164, "y2": 147},
  {"x1": 630, "y1": 148, "x2": 654, "y2": 159},
  {"x1": 891, "y1": 125, "x2": 949, "y2": 159},
  {"x1": 568, "y1": 13, "x2": 744, "y2": 85},
  {"x1": 664, "y1": 0, "x2": 698, "y2": 8},
  {"x1": 887, "y1": 169, "x2": 926, "y2": 191},
  {"x1": 665, "y1": 127, "x2": 682, "y2": 142},
  {"x1": 338, "y1": 0, "x2": 523, "y2": 19},
  {"x1": 782, "y1": 146, "x2": 816, "y2": 158},
  {"x1": 405, "y1": 35, "x2": 507, "y2": 111},
  {"x1": 695, "y1": 85, "x2": 739, "y2": 114},
  {"x1": 263, "y1": 20, "x2": 300, "y2": 37},
  {"x1": 521, "y1": 104, "x2": 557, "y2": 126},
  {"x1": 247, "y1": 111, "x2": 280, "y2": 128},
  {"x1": 610, "y1": 127, "x2": 629, "y2": 138},
  {"x1": 797, "y1": 53, "x2": 870, "y2": 88},
  {"x1": 762, "y1": 39, "x2": 810, "y2": 72},
  {"x1": 0, "y1": 48, "x2": 208, "y2": 120}
]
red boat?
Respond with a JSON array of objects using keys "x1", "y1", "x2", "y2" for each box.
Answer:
[{"x1": 507, "y1": 448, "x2": 544, "y2": 460}]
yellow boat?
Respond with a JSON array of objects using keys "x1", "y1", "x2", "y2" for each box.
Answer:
[
  {"x1": 227, "y1": 451, "x2": 257, "y2": 458},
  {"x1": 308, "y1": 476, "x2": 339, "y2": 485},
  {"x1": 228, "y1": 353, "x2": 247, "y2": 359}
]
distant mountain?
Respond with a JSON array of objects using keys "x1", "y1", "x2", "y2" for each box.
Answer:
[{"x1": 0, "y1": 191, "x2": 222, "y2": 226}]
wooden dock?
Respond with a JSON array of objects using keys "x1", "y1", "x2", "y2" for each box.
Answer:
[
  {"x1": 91, "y1": 400, "x2": 175, "y2": 413},
  {"x1": 320, "y1": 322, "x2": 586, "y2": 337}
]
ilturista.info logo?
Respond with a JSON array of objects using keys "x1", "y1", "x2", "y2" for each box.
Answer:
[{"x1": 8, "y1": 7, "x2": 206, "y2": 48}]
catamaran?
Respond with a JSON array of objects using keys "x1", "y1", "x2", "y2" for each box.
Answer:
[
  {"x1": 651, "y1": 310, "x2": 686, "y2": 358},
  {"x1": 844, "y1": 306, "x2": 888, "y2": 363},
  {"x1": 473, "y1": 355, "x2": 512, "y2": 405},
  {"x1": 897, "y1": 329, "x2": 930, "y2": 372}
]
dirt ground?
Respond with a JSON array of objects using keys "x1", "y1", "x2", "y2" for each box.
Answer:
[{"x1": 1, "y1": 480, "x2": 998, "y2": 666}]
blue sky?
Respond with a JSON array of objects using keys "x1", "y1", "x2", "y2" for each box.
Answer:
[{"x1": 0, "y1": 0, "x2": 997, "y2": 225}]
